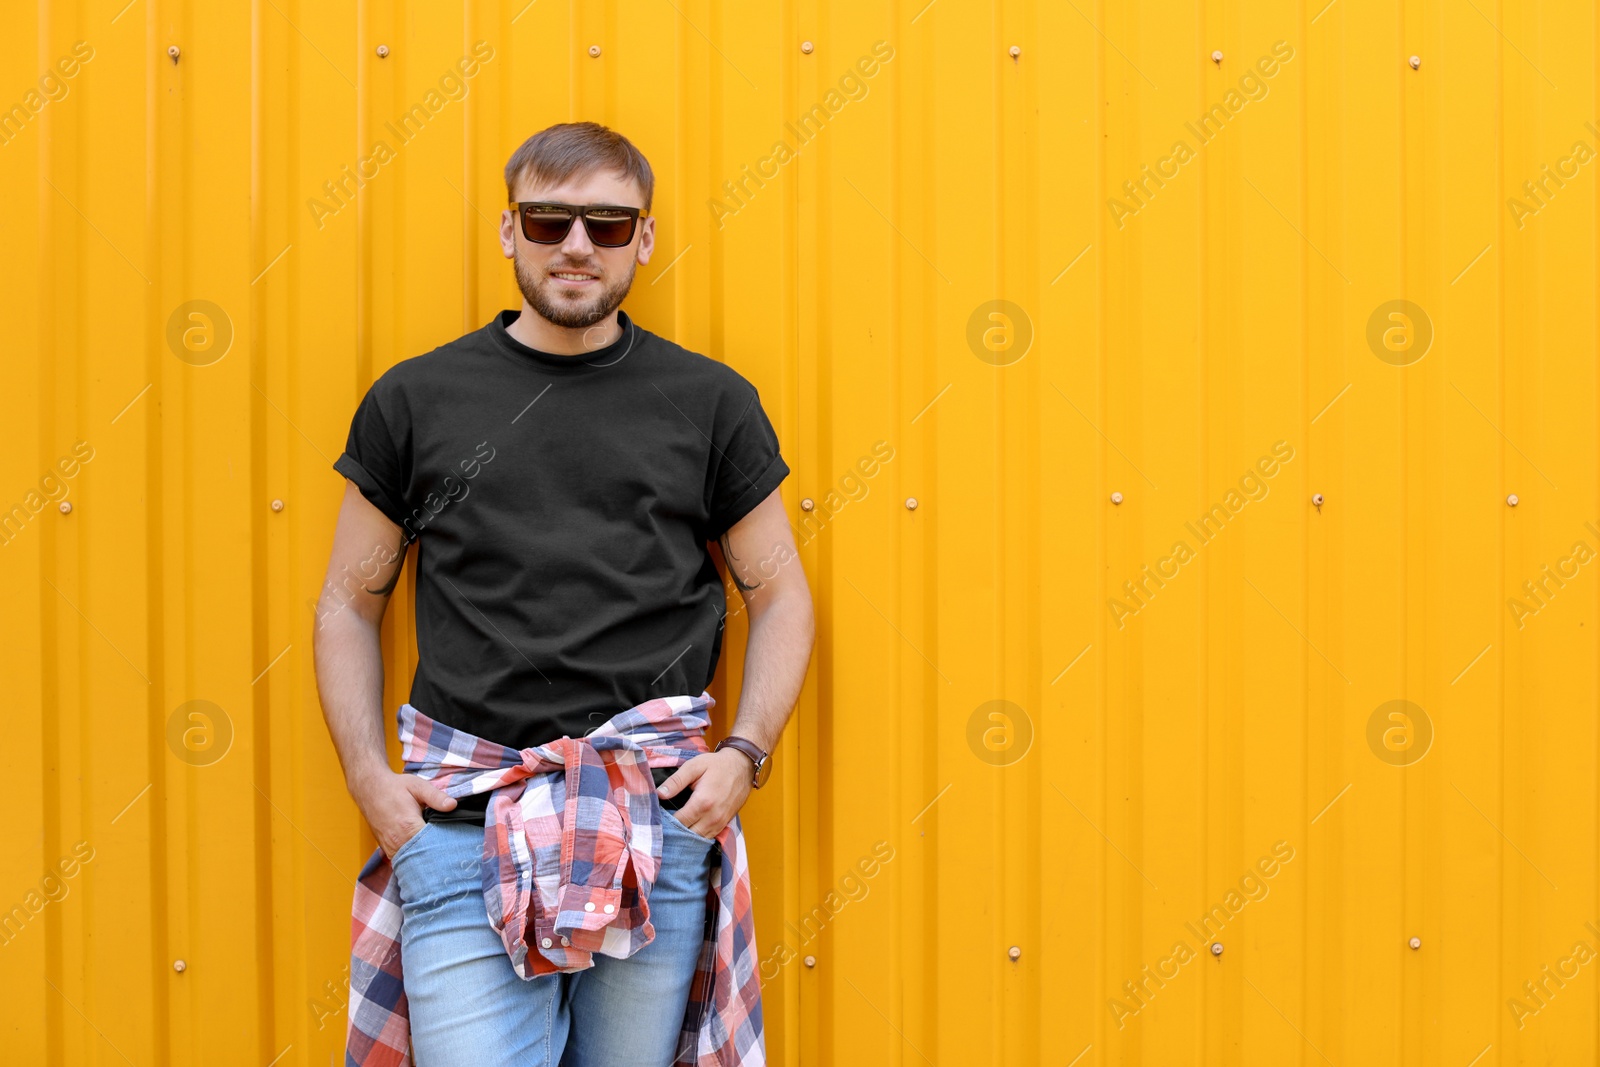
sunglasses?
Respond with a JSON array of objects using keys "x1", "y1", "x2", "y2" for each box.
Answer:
[{"x1": 513, "y1": 201, "x2": 647, "y2": 248}]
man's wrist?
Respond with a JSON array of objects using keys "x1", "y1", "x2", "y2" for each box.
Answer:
[
  {"x1": 345, "y1": 759, "x2": 391, "y2": 796},
  {"x1": 715, "y1": 735, "x2": 771, "y2": 788}
]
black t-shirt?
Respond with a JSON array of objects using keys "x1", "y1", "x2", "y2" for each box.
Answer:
[{"x1": 333, "y1": 307, "x2": 790, "y2": 756}]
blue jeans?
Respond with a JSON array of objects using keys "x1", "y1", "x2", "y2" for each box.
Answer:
[{"x1": 390, "y1": 809, "x2": 717, "y2": 1067}]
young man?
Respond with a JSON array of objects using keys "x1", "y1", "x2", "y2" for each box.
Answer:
[{"x1": 313, "y1": 122, "x2": 813, "y2": 1067}]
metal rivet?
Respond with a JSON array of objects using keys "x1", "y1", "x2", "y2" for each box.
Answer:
[
  {"x1": 1409, "y1": 55, "x2": 1421, "y2": 70},
  {"x1": 1007, "y1": 946, "x2": 1021, "y2": 961},
  {"x1": 1408, "y1": 936, "x2": 1421, "y2": 950},
  {"x1": 59, "y1": 501, "x2": 72, "y2": 514},
  {"x1": 1110, "y1": 492, "x2": 1123, "y2": 505},
  {"x1": 1507, "y1": 494, "x2": 1519, "y2": 507},
  {"x1": 1211, "y1": 50, "x2": 1224, "y2": 64},
  {"x1": 167, "y1": 45, "x2": 180, "y2": 62},
  {"x1": 905, "y1": 497, "x2": 919, "y2": 510},
  {"x1": 376, "y1": 45, "x2": 390, "y2": 58},
  {"x1": 803, "y1": 955, "x2": 816, "y2": 968},
  {"x1": 270, "y1": 499, "x2": 285, "y2": 513},
  {"x1": 173, "y1": 959, "x2": 187, "y2": 972},
  {"x1": 588, "y1": 45, "x2": 602, "y2": 58},
  {"x1": 1008, "y1": 45, "x2": 1021, "y2": 59},
  {"x1": 800, "y1": 41, "x2": 814, "y2": 54},
  {"x1": 1210, "y1": 942, "x2": 1223, "y2": 956},
  {"x1": 800, "y1": 498, "x2": 815, "y2": 512},
  {"x1": 1312, "y1": 493, "x2": 1324, "y2": 508}
]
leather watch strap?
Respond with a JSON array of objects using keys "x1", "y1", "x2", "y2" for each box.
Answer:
[{"x1": 715, "y1": 735, "x2": 771, "y2": 788}]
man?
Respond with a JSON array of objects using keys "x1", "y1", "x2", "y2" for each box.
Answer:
[{"x1": 313, "y1": 121, "x2": 814, "y2": 1067}]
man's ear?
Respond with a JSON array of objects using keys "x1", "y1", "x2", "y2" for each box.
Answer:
[
  {"x1": 500, "y1": 209, "x2": 518, "y2": 259},
  {"x1": 636, "y1": 215, "x2": 656, "y2": 265}
]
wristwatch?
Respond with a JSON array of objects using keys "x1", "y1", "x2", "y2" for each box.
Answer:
[{"x1": 714, "y1": 735, "x2": 772, "y2": 788}]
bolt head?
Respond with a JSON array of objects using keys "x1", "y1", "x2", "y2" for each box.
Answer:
[
  {"x1": 1312, "y1": 493, "x2": 1324, "y2": 507},
  {"x1": 167, "y1": 45, "x2": 180, "y2": 59},
  {"x1": 270, "y1": 499, "x2": 285, "y2": 513},
  {"x1": 801, "y1": 41, "x2": 815, "y2": 54},
  {"x1": 803, "y1": 955, "x2": 816, "y2": 967},
  {"x1": 376, "y1": 45, "x2": 390, "y2": 57},
  {"x1": 1008, "y1": 45, "x2": 1021, "y2": 58},
  {"x1": 588, "y1": 45, "x2": 602, "y2": 58},
  {"x1": 1007, "y1": 945, "x2": 1021, "y2": 961},
  {"x1": 1210, "y1": 942, "x2": 1223, "y2": 956},
  {"x1": 905, "y1": 497, "x2": 919, "y2": 510},
  {"x1": 1507, "y1": 494, "x2": 1519, "y2": 507},
  {"x1": 1408, "y1": 936, "x2": 1422, "y2": 950},
  {"x1": 1211, "y1": 50, "x2": 1224, "y2": 63},
  {"x1": 1409, "y1": 55, "x2": 1421, "y2": 69},
  {"x1": 173, "y1": 959, "x2": 187, "y2": 972},
  {"x1": 59, "y1": 501, "x2": 72, "y2": 514},
  {"x1": 800, "y1": 497, "x2": 815, "y2": 512},
  {"x1": 1110, "y1": 491, "x2": 1123, "y2": 505}
]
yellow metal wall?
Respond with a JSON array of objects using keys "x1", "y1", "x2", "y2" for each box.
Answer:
[{"x1": 3, "y1": 1, "x2": 1598, "y2": 1064}]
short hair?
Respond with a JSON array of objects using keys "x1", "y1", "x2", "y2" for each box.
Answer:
[{"x1": 503, "y1": 122, "x2": 654, "y2": 211}]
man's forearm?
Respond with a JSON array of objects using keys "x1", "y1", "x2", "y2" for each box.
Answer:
[
  {"x1": 726, "y1": 593, "x2": 814, "y2": 754},
  {"x1": 313, "y1": 613, "x2": 393, "y2": 793}
]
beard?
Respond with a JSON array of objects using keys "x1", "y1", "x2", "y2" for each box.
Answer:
[{"x1": 513, "y1": 251, "x2": 637, "y2": 331}]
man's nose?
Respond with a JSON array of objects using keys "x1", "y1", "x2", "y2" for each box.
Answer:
[{"x1": 561, "y1": 213, "x2": 596, "y2": 258}]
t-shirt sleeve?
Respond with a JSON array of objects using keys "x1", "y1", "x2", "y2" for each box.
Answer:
[
  {"x1": 332, "y1": 378, "x2": 413, "y2": 533},
  {"x1": 705, "y1": 386, "x2": 790, "y2": 541}
]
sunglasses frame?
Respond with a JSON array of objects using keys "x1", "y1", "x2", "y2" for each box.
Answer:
[{"x1": 513, "y1": 201, "x2": 648, "y2": 248}]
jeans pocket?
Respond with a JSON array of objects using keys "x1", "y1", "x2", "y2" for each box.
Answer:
[
  {"x1": 662, "y1": 807, "x2": 716, "y2": 845},
  {"x1": 390, "y1": 821, "x2": 433, "y2": 864}
]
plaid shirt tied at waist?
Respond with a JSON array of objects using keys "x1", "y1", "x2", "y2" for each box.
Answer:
[{"x1": 345, "y1": 692, "x2": 766, "y2": 1067}]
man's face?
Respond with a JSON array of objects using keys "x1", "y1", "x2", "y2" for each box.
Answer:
[{"x1": 502, "y1": 169, "x2": 654, "y2": 332}]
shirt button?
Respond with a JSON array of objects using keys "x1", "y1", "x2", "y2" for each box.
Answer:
[
  {"x1": 541, "y1": 937, "x2": 553, "y2": 949},
  {"x1": 584, "y1": 902, "x2": 596, "y2": 912},
  {"x1": 603, "y1": 904, "x2": 615, "y2": 914},
  {"x1": 560, "y1": 936, "x2": 570, "y2": 946}
]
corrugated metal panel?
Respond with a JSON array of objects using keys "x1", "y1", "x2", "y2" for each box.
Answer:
[{"x1": 3, "y1": 2, "x2": 1597, "y2": 1064}]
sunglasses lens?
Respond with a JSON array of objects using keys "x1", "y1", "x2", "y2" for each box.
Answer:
[
  {"x1": 582, "y1": 209, "x2": 636, "y2": 247},
  {"x1": 522, "y1": 206, "x2": 574, "y2": 243}
]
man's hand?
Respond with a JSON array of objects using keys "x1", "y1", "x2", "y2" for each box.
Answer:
[
  {"x1": 351, "y1": 768, "x2": 458, "y2": 860},
  {"x1": 656, "y1": 749, "x2": 755, "y2": 838}
]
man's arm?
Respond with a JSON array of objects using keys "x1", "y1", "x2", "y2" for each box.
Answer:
[
  {"x1": 312, "y1": 481, "x2": 456, "y2": 858},
  {"x1": 657, "y1": 487, "x2": 815, "y2": 836}
]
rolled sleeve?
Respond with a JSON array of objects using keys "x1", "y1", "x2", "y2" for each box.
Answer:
[
  {"x1": 334, "y1": 381, "x2": 412, "y2": 532},
  {"x1": 705, "y1": 390, "x2": 789, "y2": 540}
]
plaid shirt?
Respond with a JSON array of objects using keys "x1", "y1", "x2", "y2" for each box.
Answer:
[{"x1": 345, "y1": 692, "x2": 766, "y2": 1066}]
